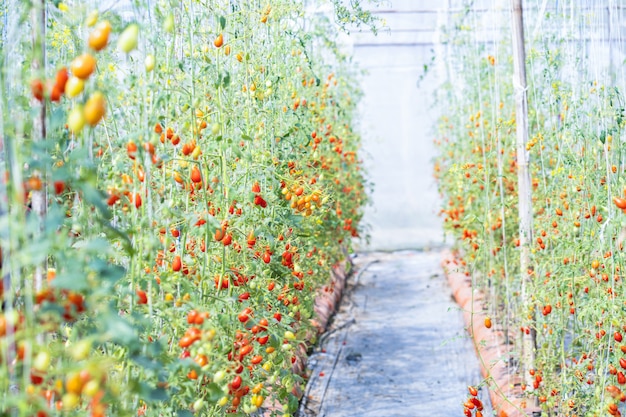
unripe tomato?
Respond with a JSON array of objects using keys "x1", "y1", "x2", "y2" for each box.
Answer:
[
  {"x1": 163, "y1": 14, "x2": 175, "y2": 33},
  {"x1": 71, "y1": 339, "x2": 91, "y2": 361},
  {"x1": 84, "y1": 92, "x2": 106, "y2": 126},
  {"x1": 82, "y1": 379, "x2": 100, "y2": 397},
  {"x1": 62, "y1": 393, "x2": 80, "y2": 410},
  {"x1": 32, "y1": 351, "x2": 51, "y2": 372},
  {"x1": 67, "y1": 106, "x2": 85, "y2": 134},
  {"x1": 214, "y1": 370, "x2": 226, "y2": 383},
  {"x1": 145, "y1": 54, "x2": 155, "y2": 72},
  {"x1": 70, "y1": 54, "x2": 97, "y2": 80},
  {"x1": 86, "y1": 10, "x2": 98, "y2": 27},
  {"x1": 193, "y1": 399, "x2": 204, "y2": 412},
  {"x1": 88, "y1": 20, "x2": 112, "y2": 51},
  {"x1": 65, "y1": 77, "x2": 84, "y2": 98},
  {"x1": 118, "y1": 24, "x2": 139, "y2": 53}
]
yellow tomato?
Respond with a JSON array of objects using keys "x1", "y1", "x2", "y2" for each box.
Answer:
[
  {"x1": 67, "y1": 106, "x2": 85, "y2": 133},
  {"x1": 65, "y1": 77, "x2": 84, "y2": 98}
]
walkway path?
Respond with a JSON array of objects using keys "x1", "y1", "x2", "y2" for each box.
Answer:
[{"x1": 299, "y1": 251, "x2": 490, "y2": 416}]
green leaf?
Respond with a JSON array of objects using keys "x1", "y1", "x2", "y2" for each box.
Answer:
[
  {"x1": 51, "y1": 269, "x2": 88, "y2": 292},
  {"x1": 219, "y1": 16, "x2": 226, "y2": 30},
  {"x1": 131, "y1": 354, "x2": 161, "y2": 371},
  {"x1": 103, "y1": 314, "x2": 138, "y2": 346},
  {"x1": 222, "y1": 71, "x2": 231, "y2": 87}
]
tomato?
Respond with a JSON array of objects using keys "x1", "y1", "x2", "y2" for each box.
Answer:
[
  {"x1": 616, "y1": 332, "x2": 623, "y2": 343},
  {"x1": 136, "y1": 289, "x2": 147, "y2": 304},
  {"x1": 50, "y1": 84, "x2": 62, "y2": 102},
  {"x1": 66, "y1": 372, "x2": 83, "y2": 394},
  {"x1": 251, "y1": 355, "x2": 263, "y2": 364},
  {"x1": 71, "y1": 339, "x2": 91, "y2": 361},
  {"x1": 614, "y1": 197, "x2": 626, "y2": 210},
  {"x1": 163, "y1": 14, "x2": 175, "y2": 33},
  {"x1": 145, "y1": 54, "x2": 156, "y2": 72},
  {"x1": 67, "y1": 106, "x2": 85, "y2": 133},
  {"x1": 252, "y1": 181, "x2": 261, "y2": 193},
  {"x1": 84, "y1": 92, "x2": 106, "y2": 126},
  {"x1": 238, "y1": 310, "x2": 250, "y2": 323},
  {"x1": 257, "y1": 335, "x2": 269, "y2": 345},
  {"x1": 193, "y1": 399, "x2": 204, "y2": 412},
  {"x1": 214, "y1": 370, "x2": 226, "y2": 383},
  {"x1": 62, "y1": 393, "x2": 80, "y2": 410},
  {"x1": 190, "y1": 166, "x2": 202, "y2": 183},
  {"x1": 88, "y1": 20, "x2": 111, "y2": 51},
  {"x1": 620, "y1": 358, "x2": 626, "y2": 370},
  {"x1": 33, "y1": 351, "x2": 51, "y2": 372},
  {"x1": 468, "y1": 386, "x2": 478, "y2": 396},
  {"x1": 231, "y1": 375, "x2": 242, "y2": 390},
  {"x1": 65, "y1": 76, "x2": 84, "y2": 98},
  {"x1": 214, "y1": 33, "x2": 224, "y2": 48},
  {"x1": 86, "y1": 10, "x2": 98, "y2": 27},
  {"x1": 127, "y1": 141, "x2": 138, "y2": 159},
  {"x1": 187, "y1": 310, "x2": 198, "y2": 324},
  {"x1": 179, "y1": 335, "x2": 194, "y2": 348},
  {"x1": 31, "y1": 79, "x2": 44, "y2": 101},
  {"x1": 70, "y1": 54, "x2": 97, "y2": 80},
  {"x1": 262, "y1": 252, "x2": 271, "y2": 264},
  {"x1": 172, "y1": 255, "x2": 182, "y2": 272},
  {"x1": 194, "y1": 354, "x2": 208, "y2": 367},
  {"x1": 118, "y1": 24, "x2": 139, "y2": 53}
]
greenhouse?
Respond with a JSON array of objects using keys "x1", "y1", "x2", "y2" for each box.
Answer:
[{"x1": 1, "y1": 0, "x2": 625, "y2": 416}]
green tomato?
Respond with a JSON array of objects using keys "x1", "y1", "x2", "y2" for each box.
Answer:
[
  {"x1": 32, "y1": 351, "x2": 51, "y2": 373},
  {"x1": 164, "y1": 14, "x2": 175, "y2": 33},
  {"x1": 145, "y1": 54, "x2": 155, "y2": 72},
  {"x1": 71, "y1": 339, "x2": 92, "y2": 361},
  {"x1": 193, "y1": 399, "x2": 204, "y2": 412},
  {"x1": 213, "y1": 370, "x2": 226, "y2": 383},
  {"x1": 118, "y1": 24, "x2": 139, "y2": 53}
]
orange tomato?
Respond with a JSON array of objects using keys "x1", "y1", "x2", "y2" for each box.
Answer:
[
  {"x1": 214, "y1": 33, "x2": 223, "y2": 48},
  {"x1": 70, "y1": 54, "x2": 97, "y2": 80},
  {"x1": 84, "y1": 92, "x2": 106, "y2": 126},
  {"x1": 88, "y1": 21, "x2": 111, "y2": 51}
]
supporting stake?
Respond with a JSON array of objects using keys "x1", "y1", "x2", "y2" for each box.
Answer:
[{"x1": 510, "y1": 0, "x2": 536, "y2": 394}]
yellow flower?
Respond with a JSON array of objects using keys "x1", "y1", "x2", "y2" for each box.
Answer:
[{"x1": 58, "y1": 2, "x2": 69, "y2": 11}]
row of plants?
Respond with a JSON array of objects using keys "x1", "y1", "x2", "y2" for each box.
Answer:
[
  {"x1": 435, "y1": 3, "x2": 626, "y2": 417},
  {"x1": 0, "y1": 1, "x2": 372, "y2": 416}
]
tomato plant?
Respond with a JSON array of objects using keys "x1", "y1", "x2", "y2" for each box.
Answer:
[
  {"x1": 435, "y1": 4, "x2": 626, "y2": 416},
  {"x1": 0, "y1": 1, "x2": 376, "y2": 416}
]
